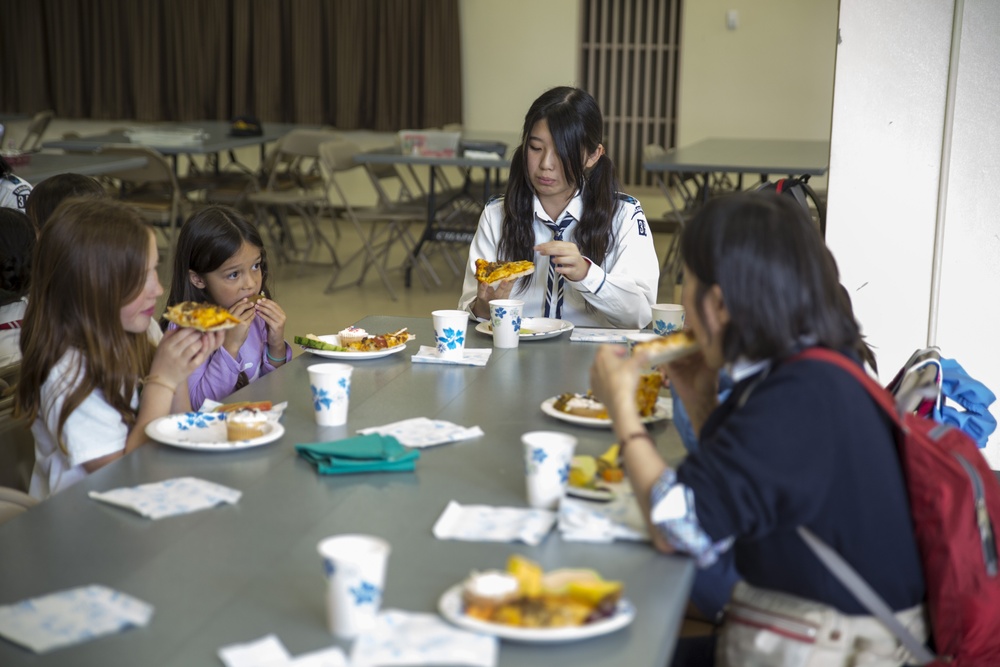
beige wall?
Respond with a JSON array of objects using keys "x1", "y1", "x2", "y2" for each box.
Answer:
[{"x1": 459, "y1": 0, "x2": 581, "y2": 134}]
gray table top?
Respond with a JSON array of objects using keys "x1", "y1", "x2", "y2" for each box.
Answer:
[
  {"x1": 0, "y1": 316, "x2": 693, "y2": 666},
  {"x1": 40, "y1": 121, "x2": 301, "y2": 155},
  {"x1": 13, "y1": 152, "x2": 148, "y2": 184},
  {"x1": 355, "y1": 131, "x2": 518, "y2": 169},
  {"x1": 643, "y1": 137, "x2": 831, "y2": 176}
]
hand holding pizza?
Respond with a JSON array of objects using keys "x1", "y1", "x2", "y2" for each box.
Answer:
[
  {"x1": 534, "y1": 240, "x2": 590, "y2": 282},
  {"x1": 253, "y1": 296, "x2": 288, "y2": 362},
  {"x1": 223, "y1": 298, "x2": 256, "y2": 358},
  {"x1": 473, "y1": 279, "x2": 514, "y2": 319}
]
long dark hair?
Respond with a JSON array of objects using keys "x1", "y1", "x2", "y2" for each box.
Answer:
[
  {"x1": 498, "y1": 87, "x2": 621, "y2": 283},
  {"x1": 681, "y1": 192, "x2": 875, "y2": 369},
  {"x1": 25, "y1": 173, "x2": 108, "y2": 231},
  {"x1": 0, "y1": 208, "x2": 35, "y2": 307},
  {"x1": 165, "y1": 205, "x2": 270, "y2": 313},
  {"x1": 16, "y1": 198, "x2": 156, "y2": 445}
]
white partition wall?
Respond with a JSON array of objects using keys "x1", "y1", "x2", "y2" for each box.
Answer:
[{"x1": 828, "y1": 0, "x2": 1000, "y2": 466}]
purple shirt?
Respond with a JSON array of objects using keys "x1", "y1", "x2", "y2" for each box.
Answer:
[{"x1": 170, "y1": 317, "x2": 290, "y2": 410}]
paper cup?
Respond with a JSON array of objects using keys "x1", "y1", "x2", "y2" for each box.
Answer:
[
  {"x1": 317, "y1": 534, "x2": 390, "y2": 638},
  {"x1": 432, "y1": 309, "x2": 469, "y2": 361},
  {"x1": 489, "y1": 299, "x2": 524, "y2": 349},
  {"x1": 650, "y1": 303, "x2": 685, "y2": 336},
  {"x1": 522, "y1": 431, "x2": 577, "y2": 510},
  {"x1": 307, "y1": 363, "x2": 353, "y2": 426}
]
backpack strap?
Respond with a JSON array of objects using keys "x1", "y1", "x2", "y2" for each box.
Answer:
[{"x1": 793, "y1": 348, "x2": 937, "y2": 665}]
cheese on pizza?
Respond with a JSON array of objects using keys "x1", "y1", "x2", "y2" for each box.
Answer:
[
  {"x1": 474, "y1": 258, "x2": 535, "y2": 285},
  {"x1": 164, "y1": 302, "x2": 240, "y2": 331}
]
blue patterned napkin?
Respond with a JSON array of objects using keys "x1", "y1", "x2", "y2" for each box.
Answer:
[
  {"x1": 357, "y1": 418, "x2": 484, "y2": 448},
  {"x1": 432, "y1": 500, "x2": 556, "y2": 546},
  {"x1": 569, "y1": 328, "x2": 640, "y2": 343},
  {"x1": 558, "y1": 482, "x2": 650, "y2": 542},
  {"x1": 351, "y1": 610, "x2": 497, "y2": 667},
  {"x1": 411, "y1": 346, "x2": 492, "y2": 367},
  {"x1": 0, "y1": 585, "x2": 153, "y2": 653},
  {"x1": 88, "y1": 477, "x2": 241, "y2": 520},
  {"x1": 218, "y1": 633, "x2": 347, "y2": 667}
]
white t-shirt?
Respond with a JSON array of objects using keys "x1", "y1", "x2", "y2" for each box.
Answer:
[
  {"x1": 0, "y1": 174, "x2": 32, "y2": 213},
  {"x1": 458, "y1": 191, "x2": 659, "y2": 328},
  {"x1": 0, "y1": 297, "x2": 27, "y2": 367},
  {"x1": 29, "y1": 350, "x2": 137, "y2": 500}
]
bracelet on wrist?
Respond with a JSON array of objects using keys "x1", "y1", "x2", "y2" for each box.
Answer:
[
  {"x1": 142, "y1": 375, "x2": 177, "y2": 393},
  {"x1": 266, "y1": 344, "x2": 287, "y2": 363},
  {"x1": 619, "y1": 431, "x2": 655, "y2": 463}
]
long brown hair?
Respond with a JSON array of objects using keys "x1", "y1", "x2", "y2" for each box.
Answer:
[{"x1": 15, "y1": 198, "x2": 156, "y2": 448}]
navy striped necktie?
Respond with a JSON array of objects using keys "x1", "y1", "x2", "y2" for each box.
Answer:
[{"x1": 542, "y1": 214, "x2": 575, "y2": 318}]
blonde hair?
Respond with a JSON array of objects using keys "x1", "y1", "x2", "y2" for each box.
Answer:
[{"x1": 15, "y1": 198, "x2": 156, "y2": 448}]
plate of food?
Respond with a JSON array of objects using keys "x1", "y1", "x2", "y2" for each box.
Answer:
[
  {"x1": 475, "y1": 317, "x2": 574, "y2": 340},
  {"x1": 566, "y1": 446, "x2": 623, "y2": 502},
  {"x1": 438, "y1": 556, "x2": 635, "y2": 643},
  {"x1": 540, "y1": 372, "x2": 669, "y2": 428},
  {"x1": 294, "y1": 328, "x2": 413, "y2": 360},
  {"x1": 145, "y1": 409, "x2": 284, "y2": 451},
  {"x1": 163, "y1": 301, "x2": 241, "y2": 332}
]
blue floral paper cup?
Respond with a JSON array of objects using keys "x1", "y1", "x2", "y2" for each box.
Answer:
[
  {"x1": 521, "y1": 431, "x2": 577, "y2": 509},
  {"x1": 317, "y1": 534, "x2": 390, "y2": 638},
  {"x1": 488, "y1": 298, "x2": 524, "y2": 349},
  {"x1": 650, "y1": 303, "x2": 685, "y2": 336},
  {"x1": 431, "y1": 309, "x2": 469, "y2": 361},
  {"x1": 307, "y1": 363, "x2": 353, "y2": 426}
]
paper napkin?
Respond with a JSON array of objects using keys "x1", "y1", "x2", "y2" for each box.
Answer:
[
  {"x1": 569, "y1": 328, "x2": 640, "y2": 343},
  {"x1": 351, "y1": 610, "x2": 497, "y2": 667},
  {"x1": 218, "y1": 634, "x2": 348, "y2": 667},
  {"x1": 411, "y1": 346, "x2": 492, "y2": 367},
  {"x1": 0, "y1": 585, "x2": 154, "y2": 654},
  {"x1": 88, "y1": 477, "x2": 241, "y2": 520},
  {"x1": 558, "y1": 484, "x2": 650, "y2": 542},
  {"x1": 296, "y1": 434, "x2": 420, "y2": 475},
  {"x1": 358, "y1": 418, "x2": 484, "y2": 448},
  {"x1": 432, "y1": 500, "x2": 556, "y2": 546}
]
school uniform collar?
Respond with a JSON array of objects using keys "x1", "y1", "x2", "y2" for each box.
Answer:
[
  {"x1": 727, "y1": 358, "x2": 771, "y2": 383},
  {"x1": 532, "y1": 189, "x2": 584, "y2": 226}
]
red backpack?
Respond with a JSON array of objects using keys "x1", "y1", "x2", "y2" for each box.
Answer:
[{"x1": 797, "y1": 348, "x2": 1000, "y2": 665}]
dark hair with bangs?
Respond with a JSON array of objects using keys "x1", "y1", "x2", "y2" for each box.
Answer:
[
  {"x1": 26, "y1": 173, "x2": 108, "y2": 231},
  {"x1": 15, "y1": 198, "x2": 156, "y2": 445},
  {"x1": 0, "y1": 208, "x2": 35, "y2": 306},
  {"x1": 681, "y1": 192, "x2": 872, "y2": 367},
  {"x1": 498, "y1": 86, "x2": 621, "y2": 292},
  {"x1": 164, "y1": 205, "x2": 270, "y2": 317}
]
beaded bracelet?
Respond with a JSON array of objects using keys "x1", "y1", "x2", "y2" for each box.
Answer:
[
  {"x1": 143, "y1": 375, "x2": 176, "y2": 393},
  {"x1": 266, "y1": 344, "x2": 287, "y2": 363}
]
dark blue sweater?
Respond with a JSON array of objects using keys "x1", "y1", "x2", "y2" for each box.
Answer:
[{"x1": 676, "y1": 356, "x2": 926, "y2": 614}]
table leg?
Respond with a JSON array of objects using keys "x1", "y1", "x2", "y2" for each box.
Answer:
[{"x1": 406, "y1": 166, "x2": 439, "y2": 288}]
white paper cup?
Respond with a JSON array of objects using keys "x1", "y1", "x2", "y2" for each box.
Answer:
[
  {"x1": 432, "y1": 309, "x2": 469, "y2": 360},
  {"x1": 307, "y1": 363, "x2": 353, "y2": 426},
  {"x1": 650, "y1": 303, "x2": 685, "y2": 336},
  {"x1": 317, "y1": 534, "x2": 390, "y2": 638},
  {"x1": 489, "y1": 299, "x2": 524, "y2": 349},
  {"x1": 522, "y1": 431, "x2": 577, "y2": 510}
]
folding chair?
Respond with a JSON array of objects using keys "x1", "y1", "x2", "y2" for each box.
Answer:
[
  {"x1": 247, "y1": 129, "x2": 342, "y2": 268},
  {"x1": 644, "y1": 144, "x2": 694, "y2": 286},
  {"x1": 17, "y1": 110, "x2": 54, "y2": 152},
  {"x1": 320, "y1": 139, "x2": 433, "y2": 300},
  {"x1": 0, "y1": 362, "x2": 34, "y2": 494},
  {"x1": 97, "y1": 144, "x2": 191, "y2": 252}
]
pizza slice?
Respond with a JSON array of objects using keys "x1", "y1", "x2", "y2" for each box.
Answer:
[
  {"x1": 164, "y1": 301, "x2": 241, "y2": 332},
  {"x1": 474, "y1": 258, "x2": 535, "y2": 286},
  {"x1": 631, "y1": 330, "x2": 699, "y2": 365},
  {"x1": 345, "y1": 328, "x2": 414, "y2": 351}
]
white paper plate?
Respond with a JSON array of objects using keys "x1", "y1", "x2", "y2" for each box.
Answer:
[
  {"x1": 566, "y1": 485, "x2": 616, "y2": 502},
  {"x1": 540, "y1": 396, "x2": 671, "y2": 429},
  {"x1": 475, "y1": 317, "x2": 574, "y2": 340},
  {"x1": 438, "y1": 584, "x2": 635, "y2": 643},
  {"x1": 300, "y1": 334, "x2": 409, "y2": 360},
  {"x1": 145, "y1": 412, "x2": 284, "y2": 451}
]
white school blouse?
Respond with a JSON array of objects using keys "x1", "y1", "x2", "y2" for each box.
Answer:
[
  {"x1": 458, "y1": 191, "x2": 659, "y2": 328},
  {"x1": 29, "y1": 350, "x2": 136, "y2": 500}
]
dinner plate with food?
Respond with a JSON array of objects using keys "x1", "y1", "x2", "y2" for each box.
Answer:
[
  {"x1": 163, "y1": 301, "x2": 241, "y2": 332},
  {"x1": 294, "y1": 327, "x2": 413, "y2": 360},
  {"x1": 474, "y1": 317, "x2": 574, "y2": 340},
  {"x1": 438, "y1": 555, "x2": 635, "y2": 643},
  {"x1": 541, "y1": 372, "x2": 671, "y2": 428},
  {"x1": 566, "y1": 445, "x2": 624, "y2": 502},
  {"x1": 145, "y1": 408, "x2": 285, "y2": 451}
]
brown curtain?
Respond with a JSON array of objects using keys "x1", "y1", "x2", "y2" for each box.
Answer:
[{"x1": 0, "y1": 0, "x2": 462, "y2": 130}]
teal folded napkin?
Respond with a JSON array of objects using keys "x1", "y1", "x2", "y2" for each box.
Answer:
[{"x1": 296, "y1": 433, "x2": 420, "y2": 474}]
